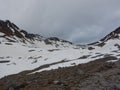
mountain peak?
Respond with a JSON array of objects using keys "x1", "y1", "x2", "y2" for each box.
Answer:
[
  {"x1": 114, "y1": 26, "x2": 120, "y2": 34},
  {"x1": 100, "y1": 27, "x2": 120, "y2": 42},
  {"x1": 0, "y1": 20, "x2": 14, "y2": 36},
  {"x1": 0, "y1": 20, "x2": 40, "y2": 43}
]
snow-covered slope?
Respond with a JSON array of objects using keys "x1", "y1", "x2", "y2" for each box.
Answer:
[
  {"x1": 0, "y1": 20, "x2": 75, "y2": 48},
  {"x1": 0, "y1": 20, "x2": 120, "y2": 78}
]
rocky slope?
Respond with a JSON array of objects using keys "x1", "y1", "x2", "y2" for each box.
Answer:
[
  {"x1": 0, "y1": 20, "x2": 120, "y2": 90},
  {"x1": 0, "y1": 56, "x2": 120, "y2": 90}
]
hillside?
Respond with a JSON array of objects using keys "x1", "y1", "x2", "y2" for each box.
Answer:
[{"x1": 0, "y1": 20, "x2": 120, "y2": 90}]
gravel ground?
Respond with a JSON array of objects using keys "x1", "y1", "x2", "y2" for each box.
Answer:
[{"x1": 0, "y1": 56, "x2": 120, "y2": 90}]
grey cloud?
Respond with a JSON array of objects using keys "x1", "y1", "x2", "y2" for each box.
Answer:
[{"x1": 0, "y1": 0, "x2": 120, "y2": 44}]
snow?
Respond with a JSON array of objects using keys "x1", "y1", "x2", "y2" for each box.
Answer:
[
  {"x1": 107, "y1": 60, "x2": 119, "y2": 63},
  {"x1": 0, "y1": 36, "x2": 120, "y2": 78},
  {"x1": 0, "y1": 32, "x2": 5, "y2": 36},
  {"x1": 9, "y1": 27, "x2": 15, "y2": 33}
]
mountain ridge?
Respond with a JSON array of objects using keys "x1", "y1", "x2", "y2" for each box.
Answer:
[
  {"x1": 0, "y1": 20, "x2": 74, "y2": 48},
  {"x1": 1, "y1": 19, "x2": 120, "y2": 47}
]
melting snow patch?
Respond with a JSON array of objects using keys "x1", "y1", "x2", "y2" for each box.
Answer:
[
  {"x1": 0, "y1": 32, "x2": 5, "y2": 36},
  {"x1": 107, "y1": 60, "x2": 118, "y2": 63}
]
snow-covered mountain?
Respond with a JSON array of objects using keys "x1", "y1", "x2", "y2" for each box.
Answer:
[
  {"x1": 0, "y1": 20, "x2": 120, "y2": 78},
  {"x1": 0, "y1": 20, "x2": 74, "y2": 48}
]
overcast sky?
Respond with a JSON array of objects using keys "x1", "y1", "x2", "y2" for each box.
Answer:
[{"x1": 0, "y1": 0, "x2": 120, "y2": 44}]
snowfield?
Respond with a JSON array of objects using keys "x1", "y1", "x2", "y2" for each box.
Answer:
[
  {"x1": 0, "y1": 20, "x2": 120, "y2": 78},
  {"x1": 0, "y1": 38, "x2": 120, "y2": 78}
]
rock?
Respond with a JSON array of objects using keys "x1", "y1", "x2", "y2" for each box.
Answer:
[
  {"x1": 115, "y1": 84, "x2": 120, "y2": 90},
  {"x1": 5, "y1": 81, "x2": 19, "y2": 90},
  {"x1": 53, "y1": 80, "x2": 60, "y2": 85},
  {"x1": 53, "y1": 80, "x2": 67, "y2": 86},
  {"x1": 80, "y1": 86, "x2": 102, "y2": 90},
  {"x1": 76, "y1": 69, "x2": 84, "y2": 75}
]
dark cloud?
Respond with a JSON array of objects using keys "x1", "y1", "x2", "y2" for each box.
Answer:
[{"x1": 0, "y1": 0, "x2": 120, "y2": 44}]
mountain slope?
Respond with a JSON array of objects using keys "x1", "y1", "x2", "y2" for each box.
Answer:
[
  {"x1": 0, "y1": 20, "x2": 75, "y2": 49},
  {"x1": 0, "y1": 56, "x2": 119, "y2": 90},
  {"x1": 0, "y1": 20, "x2": 120, "y2": 79}
]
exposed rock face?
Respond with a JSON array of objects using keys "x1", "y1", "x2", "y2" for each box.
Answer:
[
  {"x1": 0, "y1": 20, "x2": 44, "y2": 42},
  {"x1": 101, "y1": 27, "x2": 120, "y2": 42},
  {"x1": 0, "y1": 20, "x2": 24, "y2": 38}
]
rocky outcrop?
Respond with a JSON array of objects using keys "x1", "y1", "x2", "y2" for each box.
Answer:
[{"x1": 88, "y1": 27, "x2": 120, "y2": 47}]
